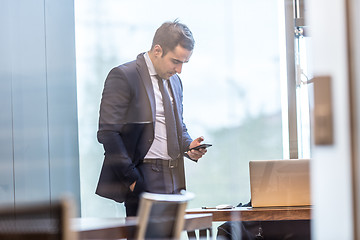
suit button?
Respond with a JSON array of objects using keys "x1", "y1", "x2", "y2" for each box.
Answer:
[{"x1": 148, "y1": 139, "x2": 153, "y2": 143}]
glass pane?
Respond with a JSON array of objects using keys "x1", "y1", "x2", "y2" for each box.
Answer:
[{"x1": 75, "y1": 0, "x2": 284, "y2": 217}]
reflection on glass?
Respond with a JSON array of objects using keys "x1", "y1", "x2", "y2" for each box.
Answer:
[{"x1": 75, "y1": 0, "x2": 283, "y2": 218}]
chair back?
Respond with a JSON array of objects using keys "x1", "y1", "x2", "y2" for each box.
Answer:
[
  {"x1": 0, "y1": 199, "x2": 76, "y2": 240},
  {"x1": 135, "y1": 191, "x2": 194, "y2": 240}
]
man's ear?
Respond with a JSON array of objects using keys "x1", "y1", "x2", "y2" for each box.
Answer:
[{"x1": 153, "y1": 44, "x2": 163, "y2": 57}]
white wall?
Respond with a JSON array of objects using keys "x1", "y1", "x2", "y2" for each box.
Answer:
[{"x1": 307, "y1": 0, "x2": 354, "y2": 239}]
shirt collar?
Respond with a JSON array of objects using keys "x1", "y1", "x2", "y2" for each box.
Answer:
[{"x1": 144, "y1": 52, "x2": 157, "y2": 77}]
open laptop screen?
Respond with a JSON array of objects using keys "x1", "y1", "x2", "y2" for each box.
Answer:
[{"x1": 249, "y1": 159, "x2": 311, "y2": 207}]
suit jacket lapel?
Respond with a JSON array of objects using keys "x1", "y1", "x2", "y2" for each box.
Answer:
[{"x1": 136, "y1": 53, "x2": 156, "y2": 123}]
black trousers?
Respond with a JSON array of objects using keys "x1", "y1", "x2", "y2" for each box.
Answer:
[{"x1": 124, "y1": 159, "x2": 183, "y2": 216}]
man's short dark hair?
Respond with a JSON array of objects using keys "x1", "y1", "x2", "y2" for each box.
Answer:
[{"x1": 151, "y1": 20, "x2": 195, "y2": 56}]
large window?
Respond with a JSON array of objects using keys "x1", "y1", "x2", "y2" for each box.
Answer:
[{"x1": 75, "y1": 0, "x2": 285, "y2": 217}]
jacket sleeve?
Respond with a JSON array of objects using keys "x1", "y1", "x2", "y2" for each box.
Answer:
[{"x1": 97, "y1": 67, "x2": 140, "y2": 187}]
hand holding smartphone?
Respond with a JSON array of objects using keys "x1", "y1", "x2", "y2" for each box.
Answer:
[{"x1": 189, "y1": 143, "x2": 212, "y2": 151}]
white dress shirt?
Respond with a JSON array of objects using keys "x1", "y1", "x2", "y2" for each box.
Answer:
[{"x1": 143, "y1": 52, "x2": 174, "y2": 160}]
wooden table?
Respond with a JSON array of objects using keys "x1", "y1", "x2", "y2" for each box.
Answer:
[
  {"x1": 186, "y1": 206, "x2": 311, "y2": 222},
  {"x1": 72, "y1": 217, "x2": 137, "y2": 239},
  {"x1": 72, "y1": 213, "x2": 212, "y2": 239}
]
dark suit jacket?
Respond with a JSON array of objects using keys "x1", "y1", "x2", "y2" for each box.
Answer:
[{"x1": 96, "y1": 53, "x2": 193, "y2": 203}]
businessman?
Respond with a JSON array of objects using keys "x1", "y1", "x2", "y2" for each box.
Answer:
[{"x1": 96, "y1": 20, "x2": 207, "y2": 216}]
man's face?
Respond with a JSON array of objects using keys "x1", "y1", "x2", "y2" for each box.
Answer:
[{"x1": 153, "y1": 44, "x2": 193, "y2": 80}]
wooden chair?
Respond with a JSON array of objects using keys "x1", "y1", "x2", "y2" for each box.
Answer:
[
  {"x1": 0, "y1": 198, "x2": 77, "y2": 240},
  {"x1": 135, "y1": 191, "x2": 195, "y2": 240}
]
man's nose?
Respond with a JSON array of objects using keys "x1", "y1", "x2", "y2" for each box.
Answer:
[{"x1": 175, "y1": 64, "x2": 183, "y2": 74}]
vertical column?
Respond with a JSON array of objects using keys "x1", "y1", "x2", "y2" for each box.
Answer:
[
  {"x1": 0, "y1": 0, "x2": 15, "y2": 206},
  {"x1": 11, "y1": 0, "x2": 51, "y2": 203},
  {"x1": 284, "y1": 0, "x2": 299, "y2": 159},
  {"x1": 308, "y1": 0, "x2": 354, "y2": 238},
  {"x1": 347, "y1": 0, "x2": 360, "y2": 238},
  {"x1": 45, "y1": 0, "x2": 81, "y2": 212}
]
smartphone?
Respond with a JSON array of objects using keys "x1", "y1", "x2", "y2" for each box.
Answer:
[{"x1": 189, "y1": 144, "x2": 212, "y2": 151}]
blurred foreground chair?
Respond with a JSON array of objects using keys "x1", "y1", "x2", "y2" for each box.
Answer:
[
  {"x1": 0, "y1": 198, "x2": 77, "y2": 240},
  {"x1": 135, "y1": 191, "x2": 195, "y2": 240}
]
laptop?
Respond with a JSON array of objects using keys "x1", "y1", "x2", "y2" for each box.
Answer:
[{"x1": 249, "y1": 159, "x2": 311, "y2": 207}]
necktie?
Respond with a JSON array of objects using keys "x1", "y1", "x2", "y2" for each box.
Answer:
[{"x1": 156, "y1": 76, "x2": 180, "y2": 159}]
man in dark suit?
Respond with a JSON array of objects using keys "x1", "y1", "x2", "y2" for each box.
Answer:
[{"x1": 96, "y1": 20, "x2": 207, "y2": 216}]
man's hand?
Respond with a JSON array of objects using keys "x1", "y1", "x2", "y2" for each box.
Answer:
[
  {"x1": 187, "y1": 136, "x2": 207, "y2": 161},
  {"x1": 129, "y1": 181, "x2": 136, "y2": 192}
]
